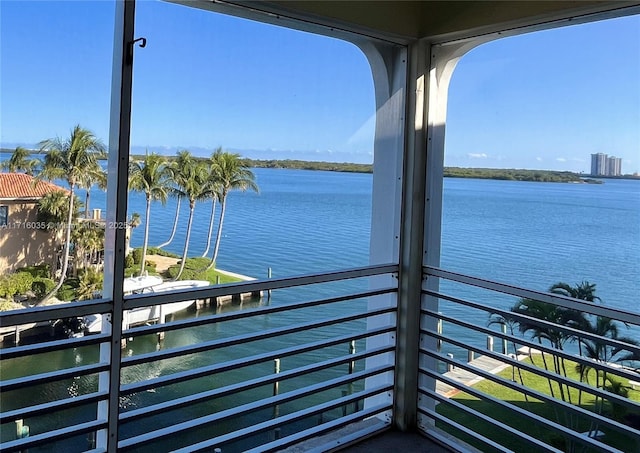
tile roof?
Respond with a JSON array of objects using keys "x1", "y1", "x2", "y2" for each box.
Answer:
[{"x1": 0, "y1": 173, "x2": 69, "y2": 200}]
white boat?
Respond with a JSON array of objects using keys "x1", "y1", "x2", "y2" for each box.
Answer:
[{"x1": 84, "y1": 276, "x2": 210, "y2": 333}]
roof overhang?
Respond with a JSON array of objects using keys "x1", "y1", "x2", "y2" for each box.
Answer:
[{"x1": 172, "y1": 1, "x2": 640, "y2": 44}]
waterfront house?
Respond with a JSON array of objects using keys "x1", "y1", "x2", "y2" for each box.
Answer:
[
  {"x1": 1, "y1": 2, "x2": 639, "y2": 453},
  {"x1": 0, "y1": 173, "x2": 68, "y2": 275}
]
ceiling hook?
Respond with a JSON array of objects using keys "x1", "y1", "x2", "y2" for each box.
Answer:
[
  {"x1": 127, "y1": 37, "x2": 147, "y2": 64},
  {"x1": 133, "y1": 37, "x2": 147, "y2": 48}
]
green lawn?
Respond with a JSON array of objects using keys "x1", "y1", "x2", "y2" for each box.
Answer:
[
  {"x1": 436, "y1": 355, "x2": 640, "y2": 452},
  {"x1": 163, "y1": 257, "x2": 243, "y2": 284}
]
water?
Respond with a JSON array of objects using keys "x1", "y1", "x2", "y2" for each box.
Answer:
[{"x1": 2, "y1": 169, "x2": 639, "y2": 450}]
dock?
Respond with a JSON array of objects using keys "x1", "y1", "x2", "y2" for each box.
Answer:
[{"x1": 197, "y1": 268, "x2": 263, "y2": 308}]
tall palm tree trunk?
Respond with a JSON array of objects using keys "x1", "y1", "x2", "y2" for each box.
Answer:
[
  {"x1": 140, "y1": 194, "x2": 151, "y2": 276},
  {"x1": 206, "y1": 196, "x2": 227, "y2": 271},
  {"x1": 157, "y1": 197, "x2": 181, "y2": 248},
  {"x1": 85, "y1": 190, "x2": 91, "y2": 219},
  {"x1": 174, "y1": 202, "x2": 195, "y2": 281},
  {"x1": 40, "y1": 186, "x2": 76, "y2": 304},
  {"x1": 201, "y1": 199, "x2": 217, "y2": 257}
]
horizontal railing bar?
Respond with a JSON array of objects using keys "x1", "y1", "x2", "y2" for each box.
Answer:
[
  {"x1": 418, "y1": 391, "x2": 559, "y2": 453},
  {"x1": 422, "y1": 290, "x2": 640, "y2": 358},
  {"x1": 418, "y1": 379, "x2": 622, "y2": 453},
  {"x1": 184, "y1": 399, "x2": 392, "y2": 453},
  {"x1": 120, "y1": 345, "x2": 394, "y2": 422},
  {"x1": 121, "y1": 326, "x2": 395, "y2": 396},
  {"x1": 0, "y1": 419, "x2": 106, "y2": 452},
  {"x1": 421, "y1": 334, "x2": 640, "y2": 413},
  {"x1": 424, "y1": 265, "x2": 640, "y2": 325},
  {"x1": 122, "y1": 305, "x2": 395, "y2": 367},
  {"x1": 119, "y1": 366, "x2": 393, "y2": 449},
  {"x1": 126, "y1": 286, "x2": 396, "y2": 338},
  {"x1": 172, "y1": 389, "x2": 391, "y2": 453},
  {"x1": 0, "y1": 299, "x2": 112, "y2": 326},
  {"x1": 420, "y1": 356, "x2": 640, "y2": 441},
  {"x1": 0, "y1": 333, "x2": 109, "y2": 360},
  {"x1": 422, "y1": 308, "x2": 640, "y2": 383},
  {"x1": 125, "y1": 263, "x2": 399, "y2": 309},
  {"x1": 0, "y1": 390, "x2": 108, "y2": 423},
  {"x1": 1, "y1": 361, "x2": 109, "y2": 392}
]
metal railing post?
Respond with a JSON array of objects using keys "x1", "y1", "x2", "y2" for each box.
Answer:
[
  {"x1": 104, "y1": 0, "x2": 136, "y2": 451},
  {"x1": 393, "y1": 40, "x2": 430, "y2": 432}
]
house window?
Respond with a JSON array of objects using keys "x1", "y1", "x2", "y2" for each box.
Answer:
[{"x1": 0, "y1": 206, "x2": 7, "y2": 226}]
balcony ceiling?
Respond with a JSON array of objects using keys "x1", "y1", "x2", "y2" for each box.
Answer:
[{"x1": 231, "y1": 1, "x2": 639, "y2": 42}]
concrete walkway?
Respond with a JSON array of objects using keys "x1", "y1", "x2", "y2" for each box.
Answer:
[{"x1": 436, "y1": 348, "x2": 534, "y2": 398}]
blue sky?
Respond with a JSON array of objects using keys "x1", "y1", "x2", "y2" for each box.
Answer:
[{"x1": 1, "y1": 1, "x2": 638, "y2": 173}]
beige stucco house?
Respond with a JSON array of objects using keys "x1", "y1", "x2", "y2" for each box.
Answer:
[{"x1": 0, "y1": 173, "x2": 68, "y2": 275}]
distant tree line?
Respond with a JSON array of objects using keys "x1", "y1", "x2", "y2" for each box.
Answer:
[
  {"x1": 6, "y1": 148, "x2": 618, "y2": 183},
  {"x1": 238, "y1": 159, "x2": 606, "y2": 183},
  {"x1": 442, "y1": 167, "x2": 602, "y2": 183}
]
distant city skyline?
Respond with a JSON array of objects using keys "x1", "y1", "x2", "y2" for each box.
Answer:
[
  {"x1": 1, "y1": 2, "x2": 638, "y2": 173},
  {"x1": 591, "y1": 153, "x2": 624, "y2": 177}
]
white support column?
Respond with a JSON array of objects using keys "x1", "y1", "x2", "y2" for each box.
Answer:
[
  {"x1": 357, "y1": 39, "x2": 407, "y2": 423},
  {"x1": 417, "y1": 39, "x2": 485, "y2": 432},
  {"x1": 101, "y1": 0, "x2": 136, "y2": 451}
]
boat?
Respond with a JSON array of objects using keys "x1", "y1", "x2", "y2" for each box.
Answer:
[{"x1": 83, "y1": 276, "x2": 210, "y2": 334}]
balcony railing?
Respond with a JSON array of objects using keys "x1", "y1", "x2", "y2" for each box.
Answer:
[
  {"x1": 2, "y1": 263, "x2": 639, "y2": 452},
  {"x1": 0, "y1": 264, "x2": 398, "y2": 452},
  {"x1": 419, "y1": 266, "x2": 640, "y2": 453}
]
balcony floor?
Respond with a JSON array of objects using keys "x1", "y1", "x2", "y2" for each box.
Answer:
[{"x1": 338, "y1": 430, "x2": 453, "y2": 453}]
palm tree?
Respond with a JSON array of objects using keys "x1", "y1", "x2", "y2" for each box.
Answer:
[
  {"x1": 156, "y1": 151, "x2": 190, "y2": 249},
  {"x1": 2, "y1": 146, "x2": 39, "y2": 175},
  {"x1": 576, "y1": 316, "x2": 639, "y2": 386},
  {"x1": 36, "y1": 125, "x2": 106, "y2": 303},
  {"x1": 510, "y1": 297, "x2": 568, "y2": 399},
  {"x1": 81, "y1": 161, "x2": 107, "y2": 219},
  {"x1": 37, "y1": 191, "x2": 76, "y2": 228},
  {"x1": 201, "y1": 149, "x2": 223, "y2": 257},
  {"x1": 171, "y1": 152, "x2": 211, "y2": 280},
  {"x1": 75, "y1": 267, "x2": 104, "y2": 301},
  {"x1": 550, "y1": 281, "x2": 601, "y2": 303},
  {"x1": 205, "y1": 150, "x2": 258, "y2": 270},
  {"x1": 128, "y1": 152, "x2": 169, "y2": 276},
  {"x1": 72, "y1": 220, "x2": 104, "y2": 272}
]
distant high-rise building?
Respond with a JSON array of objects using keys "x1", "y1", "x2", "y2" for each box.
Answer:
[
  {"x1": 608, "y1": 156, "x2": 622, "y2": 176},
  {"x1": 591, "y1": 153, "x2": 607, "y2": 176},
  {"x1": 590, "y1": 153, "x2": 622, "y2": 176}
]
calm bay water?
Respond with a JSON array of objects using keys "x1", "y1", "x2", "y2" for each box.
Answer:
[
  {"x1": 115, "y1": 168, "x2": 638, "y2": 311},
  {"x1": 2, "y1": 169, "x2": 639, "y2": 450}
]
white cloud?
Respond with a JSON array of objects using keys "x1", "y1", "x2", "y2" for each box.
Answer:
[
  {"x1": 536, "y1": 157, "x2": 543, "y2": 162},
  {"x1": 467, "y1": 153, "x2": 488, "y2": 159},
  {"x1": 556, "y1": 157, "x2": 567, "y2": 162}
]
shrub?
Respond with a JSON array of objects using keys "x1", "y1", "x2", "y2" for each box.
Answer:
[
  {"x1": 165, "y1": 257, "x2": 210, "y2": 280},
  {"x1": 57, "y1": 285, "x2": 76, "y2": 302},
  {"x1": 131, "y1": 248, "x2": 142, "y2": 265},
  {"x1": 124, "y1": 253, "x2": 135, "y2": 269},
  {"x1": 124, "y1": 263, "x2": 158, "y2": 278},
  {"x1": 0, "y1": 299, "x2": 24, "y2": 311},
  {"x1": 0, "y1": 273, "x2": 34, "y2": 299},
  {"x1": 16, "y1": 264, "x2": 51, "y2": 279},
  {"x1": 146, "y1": 247, "x2": 180, "y2": 258},
  {"x1": 32, "y1": 278, "x2": 56, "y2": 299}
]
